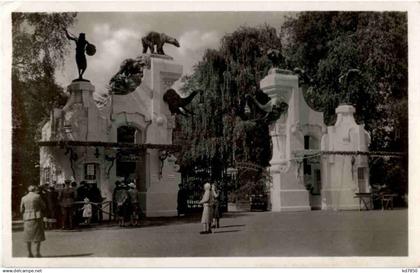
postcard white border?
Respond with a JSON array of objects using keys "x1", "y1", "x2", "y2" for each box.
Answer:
[{"x1": 1, "y1": 0, "x2": 419, "y2": 268}]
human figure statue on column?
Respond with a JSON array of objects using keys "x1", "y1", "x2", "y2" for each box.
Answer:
[{"x1": 64, "y1": 28, "x2": 96, "y2": 81}]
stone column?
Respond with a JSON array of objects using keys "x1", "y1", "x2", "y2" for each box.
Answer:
[
  {"x1": 144, "y1": 56, "x2": 183, "y2": 217},
  {"x1": 147, "y1": 56, "x2": 183, "y2": 145},
  {"x1": 260, "y1": 69, "x2": 311, "y2": 212}
]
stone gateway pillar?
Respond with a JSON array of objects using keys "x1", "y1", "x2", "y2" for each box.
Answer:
[
  {"x1": 143, "y1": 56, "x2": 183, "y2": 217},
  {"x1": 260, "y1": 68, "x2": 325, "y2": 211},
  {"x1": 320, "y1": 105, "x2": 371, "y2": 210},
  {"x1": 110, "y1": 54, "x2": 183, "y2": 217}
]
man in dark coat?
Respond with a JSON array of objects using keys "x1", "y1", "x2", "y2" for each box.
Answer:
[
  {"x1": 112, "y1": 181, "x2": 121, "y2": 221},
  {"x1": 76, "y1": 181, "x2": 88, "y2": 201},
  {"x1": 177, "y1": 184, "x2": 188, "y2": 217},
  {"x1": 114, "y1": 181, "x2": 130, "y2": 227},
  {"x1": 59, "y1": 180, "x2": 76, "y2": 229},
  {"x1": 87, "y1": 183, "x2": 102, "y2": 223},
  {"x1": 45, "y1": 183, "x2": 59, "y2": 230}
]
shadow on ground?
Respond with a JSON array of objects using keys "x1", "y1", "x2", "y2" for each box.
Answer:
[
  {"x1": 213, "y1": 229, "x2": 242, "y2": 234},
  {"x1": 41, "y1": 253, "x2": 93, "y2": 258},
  {"x1": 48, "y1": 211, "x2": 252, "y2": 231}
]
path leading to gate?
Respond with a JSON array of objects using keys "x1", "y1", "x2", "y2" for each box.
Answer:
[{"x1": 12, "y1": 210, "x2": 407, "y2": 257}]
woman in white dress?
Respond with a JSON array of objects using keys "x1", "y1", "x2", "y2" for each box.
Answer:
[{"x1": 199, "y1": 182, "x2": 214, "y2": 234}]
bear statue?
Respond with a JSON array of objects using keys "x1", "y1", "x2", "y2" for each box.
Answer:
[{"x1": 141, "y1": 31, "x2": 180, "y2": 55}]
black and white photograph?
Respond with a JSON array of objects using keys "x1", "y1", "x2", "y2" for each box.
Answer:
[{"x1": 1, "y1": 1, "x2": 419, "y2": 269}]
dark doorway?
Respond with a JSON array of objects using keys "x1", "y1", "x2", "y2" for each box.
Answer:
[
  {"x1": 117, "y1": 126, "x2": 138, "y2": 144},
  {"x1": 116, "y1": 126, "x2": 146, "y2": 192},
  {"x1": 116, "y1": 126, "x2": 140, "y2": 180}
]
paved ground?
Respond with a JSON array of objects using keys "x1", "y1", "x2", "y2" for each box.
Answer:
[{"x1": 12, "y1": 209, "x2": 407, "y2": 257}]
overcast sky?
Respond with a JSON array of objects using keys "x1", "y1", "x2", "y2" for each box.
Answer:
[{"x1": 56, "y1": 12, "x2": 292, "y2": 95}]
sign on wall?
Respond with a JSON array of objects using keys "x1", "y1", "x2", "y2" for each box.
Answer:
[{"x1": 85, "y1": 163, "x2": 97, "y2": 180}]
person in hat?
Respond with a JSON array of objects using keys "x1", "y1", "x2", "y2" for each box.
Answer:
[
  {"x1": 199, "y1": 182, "x2": 214, "y2": 234},
  {"x1": 114, "y1": 181, "x2": 130, "y2": 227},
  {"x1": 127, "y1": 182, "x2": 140, "y2": 226},
  {"x1": 58, "y1": 180, "x2": 75, "y2": 229},
  {"x1": 36, "y1": 184, "x2": 48, "y2": 229},
  {"x1": 80, "y1": 197, "x2": 92, "y2": 226},
  {"x1": 211, "y1": 183, "x2": 221, "y2": 229},
  {"x1": 20, "y1": 185, "x2": 46, "y2": 257},
  {"x1": 45, "y1": 183, "x2": 59, "y2": 230}
]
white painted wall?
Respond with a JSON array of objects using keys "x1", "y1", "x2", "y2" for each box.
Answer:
[
  {"x1": 261, "y1": 69, "x2": 370, "y2": 211},
  {"x1": 261, "y1": 68, "x2": 326, "y2": 212},
  {"x1": 320, "y1": 105, "x2": 371, "y2": 210},
  {"x1": 40, "y1": 55, "x2": 183, "y2": 217}
]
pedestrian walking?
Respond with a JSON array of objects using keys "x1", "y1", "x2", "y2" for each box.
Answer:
[
  {"x1": 59, "y1": 180, "x2": 76, "y2": 229},
  {"x1": 45, "y1": 183, "x2": 59, "y2": 230},
  {"x1": 20, "y1": 185, "x2": 46, "y2": 257},
  {"x1": 199, "y1": 182, "x2": 214, "y2": 234},
  {"x1": 80, "y1": 197, "x2": 92, "y2": 226},
  {"x1": 211, "y1": 183, "x2": 220, "y2": 229},
  {"x1": 127, "y1": 182, "x2": 140, "y2": 226}
]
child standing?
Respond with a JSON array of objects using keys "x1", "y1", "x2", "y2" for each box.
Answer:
[{"x1": 81, "y1": 197, "x2": 92, "y2": 226}]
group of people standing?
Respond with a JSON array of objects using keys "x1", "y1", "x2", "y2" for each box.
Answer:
[
  {"x1": 19, "y1": 179, "x2": 138, "y2": 257},
  {"x1": 112, "y1": 180, "x2": 141, "y2": 227},
  {"x1": 199, "y1": 181, "x2": 221, "y2": 234},
  {"x1": 19, "y1": 178, "x2": 222, "y2": 257},
  {"x1": 36, "y1": 180, "x2": 103, "y2": 230},
  {"x1": 20, "y1": 179, "x2": 103, "y2": 237}
]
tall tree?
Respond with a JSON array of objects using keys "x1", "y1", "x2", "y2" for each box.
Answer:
[
  {"x1": 176, "y1": 25, "x2": 282, "y2": 198},
  {"x1": 281, "y1": 12, "x2": 408, "y2": 194},
  {"x1": 12, "y1": 12, "x2": 77, "y2": 214}
]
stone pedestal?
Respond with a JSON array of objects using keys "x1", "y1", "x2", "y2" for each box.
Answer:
[{"x1": 62, "y1": 81, "x2": 107, "y2": 142}]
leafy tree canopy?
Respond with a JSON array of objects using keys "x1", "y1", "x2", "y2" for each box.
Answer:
[
  {"x1": 177, "y1": 25, "x2": 282, "y2": 173},
  {"x1": 281, "y1": 12, "x2": 407, "y2": 152},
  {"x1": 12, "y1": 12, "x2": 77, "y2": 80},
  {"x1": 178, "y1": 12, "x2": 408, "y2": 196},
  {"x1": 12, "y1": 13, "x2": 77, "y2": 212}
]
